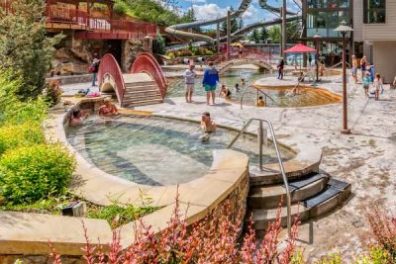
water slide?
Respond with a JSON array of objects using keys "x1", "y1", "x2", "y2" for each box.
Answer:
[
  {"x1": 165, "y1": 0, "x2": 253, "y2": 43},
  {"x1": 165, "y1": 0, "x2": 299, "y2": 44}
]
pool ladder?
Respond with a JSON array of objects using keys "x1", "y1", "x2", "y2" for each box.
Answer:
[{"x1": 227, "y1": 118, "x2": 292, "y2": 237}]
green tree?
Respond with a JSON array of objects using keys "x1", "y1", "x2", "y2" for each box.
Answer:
[
  {"x1": 114, "y1": 0, "x2": 186, "y2": 26},
  {"x1": 0, "y1": 0, "x2": 62, "y2": 99},
  {"x1": 249, "y1": 29, "x2": 260, "y2": 43},
  {"x1": 152, "y1": 34, "x2": 166, "y2": 55},
  {"x1": 260, "y1": 26, "x2": 268, "y2": 43},
  {"x1": 268, "y1": 25, "x2": 281, "y2": 43},
  {"x1": 221, "y1": 7, "x2": 239, "y2": 34}
]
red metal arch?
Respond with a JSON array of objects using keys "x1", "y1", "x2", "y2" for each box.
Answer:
[
  {"x1": 130, "y1": 52, "x2": 167, "y2": 98},
  {"x1": 98, "y1": 53, "x2": 126, "y2": 105}
]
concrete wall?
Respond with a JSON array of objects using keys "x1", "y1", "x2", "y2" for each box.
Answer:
[
  {"x1": 372, "y1": 41, "x2": 396, "y2": 82},
  {"x1": 362, "y1": 0, "x2": 396, "y2": 41}
]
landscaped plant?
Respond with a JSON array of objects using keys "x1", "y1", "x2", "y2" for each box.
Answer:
[
  {"x1": 0, "y1": 122, "x2": 45, "y2": 156},
  {"x1": 51, "y1": 197, "x2": 301, "y2": 263},
  {"x1": 0, "y1": 0, "x2": 63, "y2": 99},
  {"x1": 0, "y1": 69, "x2": 47, "y2": 125},
  {"x1": 87, "y1": 203, "x2": 157, "y2": 229},
  {"x1": 0, "y1": 144, "x2": 75, "y2": 204},
  {"x1": 366, "y1": 204, "x2": 396, "y2": 262},
  {"x1": 44, "y1": 80, "x2": 63, "y2": 106}
]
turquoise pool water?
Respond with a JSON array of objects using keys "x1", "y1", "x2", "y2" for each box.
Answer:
[{"x1": 67, "y1": 115, "x2": 295, "y2": 186}]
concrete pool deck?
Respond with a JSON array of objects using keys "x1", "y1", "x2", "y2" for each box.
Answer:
[{"x1": 131, "y1": 76, "x2": 396, "y2": 261}]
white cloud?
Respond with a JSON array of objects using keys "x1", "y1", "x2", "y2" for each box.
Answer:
[
  {"x1": 242, "y1": 3, "x2": 259, "y2": 20},
  {"x1": 193, "y1": 3, "x2": 227, "y2": 20}
]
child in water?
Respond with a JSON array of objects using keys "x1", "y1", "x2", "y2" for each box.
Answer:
[
  {"x1": 235, "y1": 83, "x2": 240, "y2": 92},
  {"x1": 256, "y1": 96, "x2": 265, "y2": 107},
  {"x1": 200, "y1": 112, "x2": 216, "y2": 143}
]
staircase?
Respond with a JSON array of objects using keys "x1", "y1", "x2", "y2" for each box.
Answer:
[
  {"x1": 248, "y1": 170, "x2": 351, "y2": 231},
  {"x1": 227, "y1": 118, "x2": 351, "y2": 233},
  {"x1": 121, "y1": 73, "x2": 163, "y2": 108}
]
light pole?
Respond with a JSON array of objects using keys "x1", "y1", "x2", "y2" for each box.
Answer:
[
  {"x1": 334, "y1": 21, "x2": 353, "y2": 134},
  {"x1": 313, "y1": 34, "x2": 321, "y2": 82}
]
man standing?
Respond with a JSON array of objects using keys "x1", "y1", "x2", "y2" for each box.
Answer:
[
  {"x1": 90, "y1": 53, "x2": 100, "y2": 87},
  {"x1": 202, "y1": 61, "x2": 219, "y2": 106},
  {"x1": 184, "y1": 64, "x2": 196, "y2": 103}
]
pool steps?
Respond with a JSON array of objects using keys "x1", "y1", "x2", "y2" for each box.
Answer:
[
  {"x1": 122, "y1": 80, "x2": 163, "y2": 108},
  {"x1": 248, "y1": 169, "x2": 351, "y2": 231}
]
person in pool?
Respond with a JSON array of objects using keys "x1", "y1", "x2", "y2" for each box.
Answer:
[
  {"x1": 256, "y1": 96, "x2": 265, "y2": 107},
  {"x1": 99, "y1": 98, "x2": 119, "y2": 117},
  {"x1": 200, "y1": 112, "x2": 216, "y2": 133},
  {"x1": 219, "y1": 84, "x2": 232, "y2": 99},
  {"x1": 69, "y1": 109, "x2": 88, "y2": 127}
]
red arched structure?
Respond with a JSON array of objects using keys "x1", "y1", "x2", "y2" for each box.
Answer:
[
  {"x1": 130, "y1": 52, "x2": 167, "y2": 98},
  {"x1": 98, "y1": 53, "x2": 126, "y2": 105}
]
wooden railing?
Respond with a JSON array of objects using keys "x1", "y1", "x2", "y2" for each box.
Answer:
[{"x1": 45, "y1": 5, "x2": 157, "y2": 38}]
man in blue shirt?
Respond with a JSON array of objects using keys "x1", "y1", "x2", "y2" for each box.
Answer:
[{"x1": 202, "y1": 61, "x2": 220, "y2": 105}]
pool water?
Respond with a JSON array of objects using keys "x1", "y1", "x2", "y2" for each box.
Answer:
[
  {"x1": 167, "y1": 69, "x2": 340, "y2": 107},
  {"x1": 67, "y1": 116, "x2": 295, "y2": 186}
]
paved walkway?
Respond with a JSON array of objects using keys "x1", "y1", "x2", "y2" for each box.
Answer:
[
  {"x1": 59, "y1": 71, "x2": 396, "y2": 261},
  {"x1": 134, "y1": 79, "x2": 396, "y2": 261}
]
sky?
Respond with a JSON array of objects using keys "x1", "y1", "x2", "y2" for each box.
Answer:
[{"x1": 177, "y1": 0, "x2": 301, "y2": 25}]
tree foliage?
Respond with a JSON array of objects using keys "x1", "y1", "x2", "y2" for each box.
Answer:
[
  {"x1": 267, "y1": 21, "x2": 301, "y2": 43},
  {"x1": 152, "y1": 34, "x2": 166, "y2": 55},
  {"x1": 0, "y1": 0, "x2": 62, "y2": 99},
  {"x1": 114, "y1": 0, "x2": 193, "y2": 26},
  {"x1": 221, "y1": 7, "x2": 240, "y2": 34}
]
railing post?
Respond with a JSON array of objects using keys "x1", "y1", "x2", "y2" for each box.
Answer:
[{"x1": 259, "y1": 121, "x2": 263, "y2": 171}]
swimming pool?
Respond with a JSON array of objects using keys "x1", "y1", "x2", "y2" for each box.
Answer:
[
  {"x1": 67, "y1": 115, "x2": 295, "y2": 186},
  {"x1": 167, "y1": 69, "x2": 340, "y2": 107}
]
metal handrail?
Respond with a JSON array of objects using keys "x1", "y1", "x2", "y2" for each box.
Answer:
[
  {"x1": 227, "y1": 118, "x2": 292, "y2": 236},
  {"x1": 240, "y1": 86, "x2": 277, "y2": 109}
]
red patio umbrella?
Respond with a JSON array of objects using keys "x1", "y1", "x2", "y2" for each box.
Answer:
[
  {"x1": 284, "y1": 43, "x2": 316, "y2": 53},
  {"x1": 284, "y1": 43, "x2": 317, "y2": 71}
]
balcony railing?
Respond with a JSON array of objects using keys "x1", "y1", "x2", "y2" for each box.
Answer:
[{"x1": 45, "y1": 5, "x2": 157, "y2": 38}]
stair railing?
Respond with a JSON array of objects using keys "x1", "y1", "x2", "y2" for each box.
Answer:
[
  {"x1": 227, "y1": 118, "x2": 292, "y2": 236},
  {"x1": 240, "y1": 86, "x2": 278, "y2": 109}
]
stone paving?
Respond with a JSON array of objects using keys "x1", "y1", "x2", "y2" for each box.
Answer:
[
  {"x1": 59, "y1": 70, "x2": 396, "y2": 261},
  {"x1": 133, "y1": 75, "x2": 396, "y2": 261}
]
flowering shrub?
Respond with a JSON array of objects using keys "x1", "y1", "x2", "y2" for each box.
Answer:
[
  {"x1": 366, "y1": 204, "x2": 396, "y2": 263},
  {"x1": 51, "y1": 197, "x2": 300, "y2": 263}
]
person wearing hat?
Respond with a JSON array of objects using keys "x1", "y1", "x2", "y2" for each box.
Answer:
[{"x1": 99, "y1": 98, "x2": 119, "y2": 117}]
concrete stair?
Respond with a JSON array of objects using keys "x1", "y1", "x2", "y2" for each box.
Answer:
[
  {"x1": 248, "y1": 171, "x2": 351, "y2": 231},
  {"x1": 122, "y1": 80, "x2": 163, "y2": 108}
]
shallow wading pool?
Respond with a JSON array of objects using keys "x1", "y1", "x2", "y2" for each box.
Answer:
[
  {"x1": 167, "y1": 69, "x2": 341, "y2": 107},
  {"x1": 67, "y1": 115, "x2": 295, "y2": 186}
]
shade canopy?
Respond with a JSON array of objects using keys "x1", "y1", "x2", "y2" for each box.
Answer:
[{"x1": 284, "y1": 44, "x2": 317, "y2": 54}]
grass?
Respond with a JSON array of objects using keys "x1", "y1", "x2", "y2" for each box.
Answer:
[{"x1": 0, "y1": 194, "x2": 157, "y2": 229}]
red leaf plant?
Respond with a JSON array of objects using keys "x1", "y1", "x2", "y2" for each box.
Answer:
[
  {"x1": 50, "y1": 196, "x2": 300, "y2": 264},
  {"x1": 366, "y1": 203, "x2": 396, "y2": 260}
]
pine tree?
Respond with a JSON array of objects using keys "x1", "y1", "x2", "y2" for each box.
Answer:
[
  {"x1": 260, "y1": 26, "x2": 268, "y2": 43},
  {"x1": 0, "y1": 0, "x2": 62, "y2": 99},
  {"x1": 249, "y1": 29, "x2": 260, "y2": 43}
]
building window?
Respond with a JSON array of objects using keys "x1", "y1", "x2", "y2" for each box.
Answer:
[{"x1": 364, "y1": 0, "x2": 386, "y2": 24}]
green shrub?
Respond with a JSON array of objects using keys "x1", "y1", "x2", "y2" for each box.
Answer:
[
  {"x1": 0, "y1": 144, "x2": 75, "y2": 204},
  {"x1": 44, "y1": 80, "x2": 62, "y2": 106},
  {"x1": 0, "y1": 69, "x2": 48, "y2": 125},
  {"x1": 0, "y1": 122, "x2": 45, "y2": 156}
]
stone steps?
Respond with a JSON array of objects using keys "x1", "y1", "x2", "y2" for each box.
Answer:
[
  {"x1": 122, "y1": 81, "x2": 163, "y2": 108},
  {"x1": 249, "y1": 178, "x2": 351, "y2": 230},
  {"x1": 248, "y1": 172, "x2": 330, "y2": 210}
]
